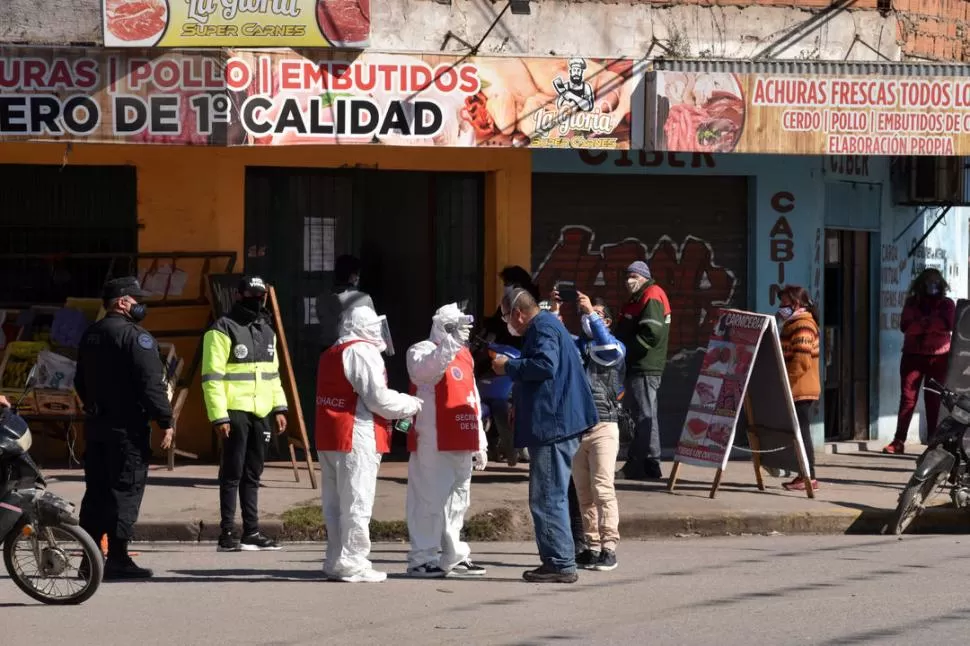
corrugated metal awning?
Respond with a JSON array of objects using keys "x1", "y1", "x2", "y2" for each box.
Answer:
[{"x1": 650, "y1": 58, "x2": 970, "y2": 78}]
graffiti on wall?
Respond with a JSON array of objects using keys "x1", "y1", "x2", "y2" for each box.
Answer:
[{"x1": 534, "y1": 226, "x2": 739, "y2": 356}]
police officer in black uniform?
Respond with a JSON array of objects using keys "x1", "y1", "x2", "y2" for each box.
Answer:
[{"x1": 75, "y1": 277, "x2": 174, "y2": 580}]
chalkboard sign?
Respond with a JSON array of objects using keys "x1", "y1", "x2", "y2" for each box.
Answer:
[
  {"x1": 945, "y1": 299, "x2": 970, "y2": 397},
  {"x1": 204, "y1": 273, "x2": 317, "y2": 489}
]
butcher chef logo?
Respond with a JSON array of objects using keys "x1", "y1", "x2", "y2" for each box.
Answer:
[
  {"x1": 553, "y1": 58, "x2": 595, "y2": 113},
  {"x1": 533, "y1": 57, "x2": 616, "y2": 139}
]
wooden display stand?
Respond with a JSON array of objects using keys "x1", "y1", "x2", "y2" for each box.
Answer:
[
  {"x1": 666, "y1": 309, "x2": 815, "y2": 500},
  {"x1": 202, "y1": 274, "x2": 317, "y2": 489},
  {"x1": 162, "y1": 344, "x2": 199, "y2": 470}
]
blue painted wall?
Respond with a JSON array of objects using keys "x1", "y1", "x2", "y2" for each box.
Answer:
[{"x1": 532, "y1": 150, "x2": 969, "y2": 448}]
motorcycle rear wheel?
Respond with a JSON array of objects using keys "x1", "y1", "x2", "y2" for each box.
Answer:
[
  {"x1": 3, "y1": 522, "x2": 103, "y2": 605},
  {"x1": 888, "y1": 469, "x2": 949, "y2": 535}
]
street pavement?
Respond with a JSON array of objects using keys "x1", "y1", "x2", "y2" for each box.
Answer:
[
  {"x1": 3, "y1": 535, "x2": 970, "y2": 645},
  {"x1": 33, "y1": 447, "x2": 970, "y2": 538}
]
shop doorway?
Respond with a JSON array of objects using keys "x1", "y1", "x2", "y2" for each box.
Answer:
[
  {"x1": 244, "y1": 167, "x2": 484, "y2": 454},
  {"x1": 0, "y1": 164, "x2": 138, "y2": 307},
  {"x1": 823, "y1": 229, "x2": 873, "y2": 441}
]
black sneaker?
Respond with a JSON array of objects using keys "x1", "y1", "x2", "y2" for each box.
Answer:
[
  {"x1": 576, "y1": 549, "x2": 601, "y2": 570},
  {"x1": 522, "y1": 565, "x2": 578, "y2": 584},
  {"x1": 104, "y1": 556, "x2": 153, "y2": 580},
  {"x1": 240, "y1": 533, "x2": 281, "y2": 551},
  {"x1": 594, "y1": 549, "x2": 617, "y2": 572},
  {"x1": 450, "y1": 560, "x2": 487, "y2": 576},
  {"x1": 217, "y1": 532, "x2": 240, "y2": 552},
  {"x1": 644, "y1": 459, "x2": 664, "y2": 480},
  {"x1": 616, "y1": 464, "x2": 648, "y2": 481},
  {"x1": 408, "y1": 563, "x2": 447, "y2": 578}
]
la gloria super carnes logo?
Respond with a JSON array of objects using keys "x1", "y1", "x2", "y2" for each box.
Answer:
[
  {"x1": 185, "y1": 0, "x2": 302, "y2": 24},
  {"x1": 533, "y1": 58, "x2": 617, "y2": 138}
]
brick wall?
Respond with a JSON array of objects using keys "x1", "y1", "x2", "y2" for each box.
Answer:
[{"x1": 896, "y1": 0, "x2": 970, "y2": 61}]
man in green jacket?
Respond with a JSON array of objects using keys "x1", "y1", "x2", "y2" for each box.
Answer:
[
  {"x1": 202, "y1": 276, "x2": 288, "y2": 552},
  {"x1": 614, "y1": 261, "x2": 671, "y2": 480}
]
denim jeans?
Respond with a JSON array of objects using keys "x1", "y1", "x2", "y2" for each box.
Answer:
[
  {"x1": 529, "y1": 436, "x2": 581, "y2": 573},
  {"x1": 626, "y1": 374, "x2": 662, "y2": 466}
]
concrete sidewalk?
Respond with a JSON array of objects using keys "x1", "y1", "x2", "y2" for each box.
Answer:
[{"x1": 37, "y1": 448, "x2": 970, "y2": 542}]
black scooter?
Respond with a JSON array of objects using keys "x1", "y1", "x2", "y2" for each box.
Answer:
[
  {"x1": 0, "y1": 368, "x2": 103, "y2": 604},
  {"x1": 887, "y1": 378, "x2": 970, "y2": 535}
]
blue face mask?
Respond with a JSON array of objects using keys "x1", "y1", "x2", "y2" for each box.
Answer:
[
  {"x1": 927, "y1": 283, "x2": 941, "y2": 296},
  {"x1": 777, "y1": 306, "x2": 794, "y2": 321}
]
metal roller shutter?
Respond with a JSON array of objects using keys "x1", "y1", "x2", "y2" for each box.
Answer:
[{"x1": 531, "y1": 173, "x2": 749, "y2": 450}]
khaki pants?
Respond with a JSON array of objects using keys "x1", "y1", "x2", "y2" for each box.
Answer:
[{"x1": 571, "y1": 422, "x2": 620, "y2": 552}]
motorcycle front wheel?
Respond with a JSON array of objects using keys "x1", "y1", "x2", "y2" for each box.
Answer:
[
  {"x1": 3, "y1": 522, "x2": 103, "y2": 605},
  {"x1": 887, "y1": 469, "x2": 949, "y2": 535}
]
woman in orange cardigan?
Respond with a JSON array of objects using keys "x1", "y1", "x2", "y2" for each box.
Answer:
[{"x1": 777, "y1": 285, "x2": 821, "y2": 492}]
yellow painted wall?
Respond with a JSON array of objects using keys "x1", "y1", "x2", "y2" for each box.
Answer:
[{"x1": 0, "y1": 142, "x2": 532, "y2": 460}]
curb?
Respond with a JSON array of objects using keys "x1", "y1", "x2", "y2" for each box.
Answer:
[{"x1": 129, "y1": 506, "x2": 970, "y2": 542}]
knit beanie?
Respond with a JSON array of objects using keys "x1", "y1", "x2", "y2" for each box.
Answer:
[{"x1": 626, "y1": 261, "x2": 652, "y2": 280}]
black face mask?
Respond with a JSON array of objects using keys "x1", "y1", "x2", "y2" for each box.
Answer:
[
  {"x1": 240, "y1": 296, "x2": 264, "y2": 314},
  {"x1": 128, "y1": 303, "x2": 147, "y2": 323}
]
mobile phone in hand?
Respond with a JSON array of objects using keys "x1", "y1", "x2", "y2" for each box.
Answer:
[{"x1": 556, "y1": 282, "x2": 578, "y2": 302}]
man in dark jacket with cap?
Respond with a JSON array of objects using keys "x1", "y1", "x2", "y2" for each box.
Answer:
[
  {"x1": 614, "y1": 261, "x2": 671, "y2": 480},
  {"x1": 76, "y1": 277, "x2": 174, "y2": 579}
]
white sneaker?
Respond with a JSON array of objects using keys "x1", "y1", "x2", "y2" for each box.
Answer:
[{"x1": 338, "y1": 569, "x2": 387, "y2": 583}]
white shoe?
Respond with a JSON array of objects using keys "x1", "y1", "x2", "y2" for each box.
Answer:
[{"x1": 338, "y1": 569, "x2": 387, "y2": 583}]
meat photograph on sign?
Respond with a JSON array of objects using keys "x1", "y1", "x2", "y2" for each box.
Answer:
[
  {"x1": 316, "y1": 0, "x2": 370, "y2": 48},
  {"x1": 104, "y1": 0, "x2": 169, "y2": 47},
  {"x1": 657, "y1": 72, "x2": 746, "y2": 153}
]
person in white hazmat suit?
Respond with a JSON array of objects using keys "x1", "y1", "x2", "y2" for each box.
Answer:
[
  {"x1": 315, "y1": 306, "x2": 422, "y2": 583},
  {"x1": 405, "y1": 303, "x2": 489, "y2": 578}
]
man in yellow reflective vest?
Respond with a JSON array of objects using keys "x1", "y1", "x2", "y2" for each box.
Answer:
[{"x1": 202, "y1": 275, "x2": 288, "y2": 553}]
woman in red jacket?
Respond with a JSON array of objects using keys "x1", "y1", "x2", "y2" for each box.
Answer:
[{"x1": 883, "y1": 268, "x2": 955, "y2": 454}]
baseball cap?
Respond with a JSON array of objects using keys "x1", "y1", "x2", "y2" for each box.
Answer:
[
  {"x1": 102, "y1": 276, "x2": 148, "y2": 301},
  {"x1": 238, "y1": 275, "x2": 268, "y2": 296}
]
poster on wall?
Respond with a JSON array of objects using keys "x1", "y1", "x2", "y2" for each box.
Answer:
[
  {"x1": 227, "y1": 51, "x2": 637, "y2": 148},
  {"x1": 0, "y1": 47, "x2": 638, "y2": 149},
  {"x1": 668, "y1": 309, "x2": 814, "y2": 499},
  {"x1": 645, "y1": 70, "x2": 970, "y2": 156},
  {"x1": 102, "y1": 0, "x2": 370, "y2": 48}
]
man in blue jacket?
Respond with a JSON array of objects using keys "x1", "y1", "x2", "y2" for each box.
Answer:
[
  {"x1": 550, "y1": 291, "x2": 625, "y2": 572},
  {"x1": 492, "y1": 288, "x2": 598, "y2": 583}
]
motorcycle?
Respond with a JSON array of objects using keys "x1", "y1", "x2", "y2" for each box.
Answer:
[
  {"x1": 0, "y1": 368, "x2": 103, "y2": 604},
  {"x1": 887, "y1": 378, "x2": 970, "y2": 535}
]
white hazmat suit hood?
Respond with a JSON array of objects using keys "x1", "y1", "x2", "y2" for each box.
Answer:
[
  {"x1": 319, "y1": 305, "x2": 420, "y2": 582},
  {"x1": 340, "y1": 305, "x2": 394, "y2": 356},
  {"x1": 405, "y1": 303, "x2": 487, "y2": 576}
]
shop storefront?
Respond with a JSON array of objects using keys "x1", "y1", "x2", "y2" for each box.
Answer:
[
  {"x1": 529, "y1": 59, "x2": 970, "y2": 452},
  {"x1": 0, "y1": 46, "x2": 640, "y2": 459},
  {"x1": 533, "y1": 148, "x2": 970, "y2": 451}
]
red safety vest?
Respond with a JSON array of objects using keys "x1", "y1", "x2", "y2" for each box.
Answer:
[
  {"x1": 315, "y1": 340, "x2": 391, "y2": 453},
  {"x1": 621, "y1": 282, "x2": 671, "y2": 322},
  {"x1": 407, "y1": 347, "x2": 480, "y2": 452}
]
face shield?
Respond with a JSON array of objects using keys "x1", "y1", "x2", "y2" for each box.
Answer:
[{"x1": 376, "y1": 315, "x2": 395, "y2": 357}]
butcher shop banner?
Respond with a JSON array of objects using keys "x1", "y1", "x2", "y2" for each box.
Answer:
[
  {"x1": 645, "y1": 69, "x2": 970, "y2": 156},
  {"x1": 0, "y1": 48, "x2": 637, "y2": 148},
  {"x1": 102, "y1": 0, "x2": 371, "y2": 48},
  {"x1": 671, "y1": 309, "x2": 812, "y2": 496}
]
